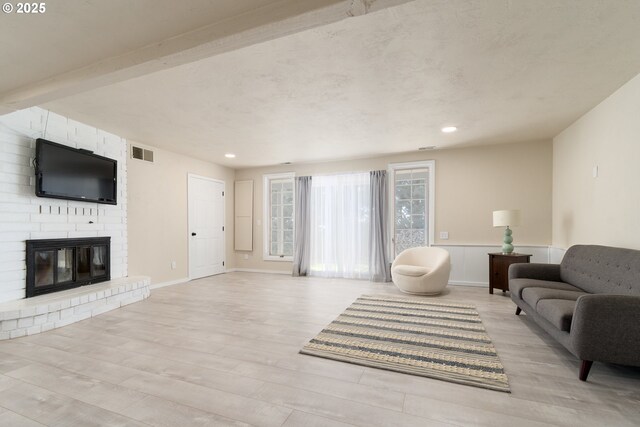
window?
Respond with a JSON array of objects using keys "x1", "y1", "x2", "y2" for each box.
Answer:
[
  {"x1": 309, "y1": 172, "x2": 370, "y2": 279},
  {"x1": 389, "y1": 161, "x2": 435, "y2": 257},
  {"x1": 263, "y1": 173, "x2": 295, "y2": 261}
]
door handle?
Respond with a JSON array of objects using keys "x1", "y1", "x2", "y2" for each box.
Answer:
[{"x1": 191, "y1": 232, "x2": 197, "y2": 236}]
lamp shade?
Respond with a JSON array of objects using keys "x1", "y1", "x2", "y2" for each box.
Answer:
[{"x1": 493, "y1": 209, "x2": 521, "y2": 227}]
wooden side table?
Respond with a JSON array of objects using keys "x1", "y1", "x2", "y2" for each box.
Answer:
[{"x1": 488, "y1": 253, "x2": 532, "y2": 294}]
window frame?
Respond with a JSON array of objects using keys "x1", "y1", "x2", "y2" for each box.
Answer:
[
  {"x1": 262, "y1": 172, "x2": 295, "y2": 262},
  {"x1": 388, "y1": 160, "x2": 435, "y2": 258}
]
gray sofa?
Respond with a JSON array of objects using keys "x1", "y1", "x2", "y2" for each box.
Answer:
[{"x1": 508, "y1": 244, "x2": 640, "y2": 381}]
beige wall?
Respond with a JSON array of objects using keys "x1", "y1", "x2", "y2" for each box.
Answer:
[
  {"x1": 234, "y1": 140, "x2": 553, "y2": 272},
  {"x1": 553, "y1": 72, "x2": 640, "y2": 250},
  {"x1": 127, "y1": 141, "x2": 235, "y2": 284}
]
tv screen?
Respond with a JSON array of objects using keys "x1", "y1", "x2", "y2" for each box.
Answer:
[{"x1": 35, "y1": 138, "x2": 117, "y2": 205}]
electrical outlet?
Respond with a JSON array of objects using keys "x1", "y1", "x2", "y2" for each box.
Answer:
[
  {"x1": 171, "y1": 261, "x2": 177, "y2": 269},
  {"x1": 439, "y1": 231, "x2": 449, "y2": 240}
]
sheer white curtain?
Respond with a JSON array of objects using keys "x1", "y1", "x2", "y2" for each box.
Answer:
[{"x1": 309, "y1": 172, "x2": 370, "y2": 279}]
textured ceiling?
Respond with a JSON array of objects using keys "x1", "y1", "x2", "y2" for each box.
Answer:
[
  {"x1": 39, "y1": 0, "x2": 640, "y2": 167},
  {"x1": 0, "y1": 0, "x2": 356, "y2": 113},
  {"x1": 0, "y1": 0, "x2": 285, "y2": 94}
]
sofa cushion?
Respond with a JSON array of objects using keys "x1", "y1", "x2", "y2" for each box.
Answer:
[
  {"x1": 509, "y1": 279, "x2": 581, "y2": 299},
  {"x1": 560, "y1": 245, "x2": 640, "y2": 295},
  {"x1": 536, "y1": 299, "x2": 576, "y2": 332},
  {"x1": 521, "y1": 287, "x2": 587, "y2": 309},
  {"x1": 393, "y1": 265, "x2": 430, "y2": 277}
]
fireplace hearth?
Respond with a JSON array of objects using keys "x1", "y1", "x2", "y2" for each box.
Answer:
[{"x1": 26, "y1": 237, "x2": 110, "y2": 298}]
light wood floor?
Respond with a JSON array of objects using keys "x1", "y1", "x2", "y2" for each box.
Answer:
[{"x1": 0, "y1": 272, "x2": 638, "y2": 427}]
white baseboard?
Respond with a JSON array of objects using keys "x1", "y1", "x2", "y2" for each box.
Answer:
[
  {"x1": 226, "y1": 268, "x2": 291, "y2": 275},
  {"x1": 448, "y1": 281, "x2": 487, "y2": 288},
  {"x1": 149, "y1": 277, "x2": 190, "y2": 290}
]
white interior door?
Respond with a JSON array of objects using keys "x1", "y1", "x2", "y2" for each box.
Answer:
[{"x1": 188, "y1": 174, "x2": 225, "y2": 280}]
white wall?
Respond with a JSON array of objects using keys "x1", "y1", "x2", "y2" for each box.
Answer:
[
  {"x1": 553, "y1": 72, "x2": 640, "y2": 250},
  {"x1": 0, "y1": 107, "x2": 128, "y2": 303},
  {"x1": 233, "y1": 140, "x2": 553, "y2": 277},
  {"x1": 127, "y1": 141, "x2": 235, "y2": 285}
]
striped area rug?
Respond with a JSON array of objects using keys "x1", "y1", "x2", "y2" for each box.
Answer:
[{"x1": 300, "y1": 294, "x2": 510, "y2": 392}]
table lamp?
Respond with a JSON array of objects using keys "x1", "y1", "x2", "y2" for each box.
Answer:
[{"x1": 493, "y1": 209, "x2": 521, "y2": 254}]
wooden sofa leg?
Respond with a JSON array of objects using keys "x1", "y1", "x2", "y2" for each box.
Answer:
[
  {"x1": 515, "y1": 307, "x2": 522, "y2": 315},
  {"x1": 579, "y1": 360, "x2": 593, "y2": 381}
]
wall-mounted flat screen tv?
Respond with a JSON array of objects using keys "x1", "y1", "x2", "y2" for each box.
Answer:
[{"x1": 35, "y1": 138, "x2": 117, "y2": 205}]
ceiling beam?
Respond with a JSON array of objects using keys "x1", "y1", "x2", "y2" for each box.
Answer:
[{"x1": 0, "y1": 0, "x2": 414, "y2": 113}]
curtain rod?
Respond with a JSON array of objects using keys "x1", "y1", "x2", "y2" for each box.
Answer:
[{"x1": 297, "y1": 169, "x2": 384, "y2": 178}]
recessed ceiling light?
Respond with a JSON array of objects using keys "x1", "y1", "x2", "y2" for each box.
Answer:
[
  {"x1": 441, "y1": 126, "x2": 458, "y2": 133},
  {"x1": 225, "y1": 153, "x2": 236, "y2": 158},
  {"x1": 418, "y1": 146, "x2": 436, "y2": 151}
]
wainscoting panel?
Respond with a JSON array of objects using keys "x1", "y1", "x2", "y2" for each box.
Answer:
[
  {"x1": 549, "y1": 247, "x2": 567, "y2": 264},
  {"x1": 228, "y1": 246, "x2": 563, "y2": 289},
  {"x1": 434, "y1": 245, "x2": 552, "y2": 287}
]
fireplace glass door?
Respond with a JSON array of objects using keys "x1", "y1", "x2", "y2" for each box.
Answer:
[
  {"x1": 34, "y1": 248, "x2": 77, "y2": 291},
  {"x1": 77, "y1": 246, "x2": 91, "y2": 281},
  {"x1": 27, "y1": 237, "x2": 111, "y2": 297},
  {"x1": 34, "y1": 250, "x2": 55, "y2": 288},
  {"x1": 93, "y1": 245, "x2": 107, "y2": 277},
  {"x1": 57, "y1": 248, "x2": 74, "y2": 284}
]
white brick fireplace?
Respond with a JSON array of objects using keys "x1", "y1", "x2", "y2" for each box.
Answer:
[{"x1": 0, "y1": 107, "x2": 128, "y2": 303}]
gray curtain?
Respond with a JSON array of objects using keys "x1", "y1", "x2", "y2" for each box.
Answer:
[
  {"x1": 292, "y1": 176, "x2": 312, "y2": 276},
  {"x1": 369, "y1": 170, "x2": 391, "y2": 282}
]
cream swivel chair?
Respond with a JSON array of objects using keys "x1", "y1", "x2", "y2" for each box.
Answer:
[{"x1": 391, "y1": 246, "x2": 451, "y2": 295}]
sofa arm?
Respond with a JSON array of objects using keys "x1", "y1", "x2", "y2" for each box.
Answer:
[
  {"x1": 570, "y1": 294, "x2": 640, "y2": 366},
  {"x1": 508, "y1": 263, "x2": 561, "y2": 281}
]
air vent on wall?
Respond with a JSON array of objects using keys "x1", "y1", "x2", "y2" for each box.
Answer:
[{"x1": 131, "y1": 146, "x2": 154, "y2": 162}]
